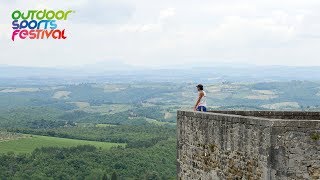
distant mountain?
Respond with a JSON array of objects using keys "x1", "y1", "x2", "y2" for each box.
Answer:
[{"x1": 1, "y1": 64, "x2": 320, "y2": 84}]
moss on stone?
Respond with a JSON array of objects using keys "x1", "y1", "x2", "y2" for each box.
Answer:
[{"x1": 310, "y1": 133, "x2": 320, "y2": 141}]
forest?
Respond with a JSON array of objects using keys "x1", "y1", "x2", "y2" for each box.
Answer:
[{"x1": 0, "y1": 81, "x2": 320, "y2": 179}]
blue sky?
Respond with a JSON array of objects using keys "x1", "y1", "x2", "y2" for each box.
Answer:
[{"x1": 1, "y1": 0, "x2": 320, "y2": 67}]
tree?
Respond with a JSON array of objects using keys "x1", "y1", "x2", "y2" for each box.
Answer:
[
  {"x1": 145, "y1": 171, "x2": 160, "y2": 180},
  {"x1": 102, "y1": 173, "x2": 108, "y2": 180},
  {"x1": 111, "y1": 172, "x2": 118, "y2": 180}
]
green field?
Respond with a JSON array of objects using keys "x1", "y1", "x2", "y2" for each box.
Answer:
[
  {"x1": 0, "y1": 135, "x2": 125, "y2": 154},
  {"x1": 95, "y1": 123, "x2": 117, "y2": 127}
]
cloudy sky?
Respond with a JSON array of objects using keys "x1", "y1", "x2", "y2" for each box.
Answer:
[{"x1": 1, "y1": 0, "x2": 320, "y2": 67}]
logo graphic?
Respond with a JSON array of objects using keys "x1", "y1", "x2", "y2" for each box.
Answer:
[{"x1": 11, "y1": 10, "x2": 74, "y2": 41}]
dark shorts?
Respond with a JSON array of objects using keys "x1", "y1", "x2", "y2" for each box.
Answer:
[{"x1": 197, "y1": 106, "x2": 207, "y2": 112}]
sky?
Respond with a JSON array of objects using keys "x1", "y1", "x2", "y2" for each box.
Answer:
[{"x1": 1, "y1": 0, "x2": 320, "y2": 68}]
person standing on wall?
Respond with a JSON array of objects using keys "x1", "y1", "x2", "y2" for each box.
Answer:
[{"x1": 194, "y1": 84, "x2": 207, "y2": 112}]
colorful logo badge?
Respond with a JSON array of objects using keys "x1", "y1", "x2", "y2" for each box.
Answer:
[{"x1": 11, "y1": 10, "x2": 74, "y2": 41}]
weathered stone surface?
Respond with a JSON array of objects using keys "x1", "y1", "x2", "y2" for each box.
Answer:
[{"x1": 177, "y1": 110, "x2": 320, "y2": 180}]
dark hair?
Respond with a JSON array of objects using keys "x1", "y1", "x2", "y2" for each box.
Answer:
[{"x1": 196, "y1": 84, "x2": 204, "y2": 90}]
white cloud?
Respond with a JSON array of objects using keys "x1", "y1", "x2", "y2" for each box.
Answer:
[
  {"x1": 1, "y1": 0, "x2": 320, "y2": 67},
  {"x1": 159, "y1": 8, "x2": 176, "y2": 20},
  {"x1": 119, "y1": 7, "x2": 175, "y2": 33},
  {"x1": 119, "y1": 24, "x2": 161, "y2": 33}
]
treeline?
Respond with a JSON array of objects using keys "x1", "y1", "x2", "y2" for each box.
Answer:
[
  {"x1": 10, "y1": 124, "x2": 176, "y2": 148},
  {"x1": 59, "y1": 107, "x2": 172, "y2": 125},
  {"x1": 0, "y1": 141, "x2": 176, "y2": 179},
  {"x1": 0, "y1": 107, "x2": 156, "y2": 129}
]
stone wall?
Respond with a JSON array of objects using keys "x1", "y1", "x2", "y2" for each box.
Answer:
[{"x1": 177, "y1": 110, "x2": 320, "y2": 180}]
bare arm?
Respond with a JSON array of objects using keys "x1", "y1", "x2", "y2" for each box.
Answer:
[{"x1": 194, "y1": 91, "x2": 204, "y2": 110}]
